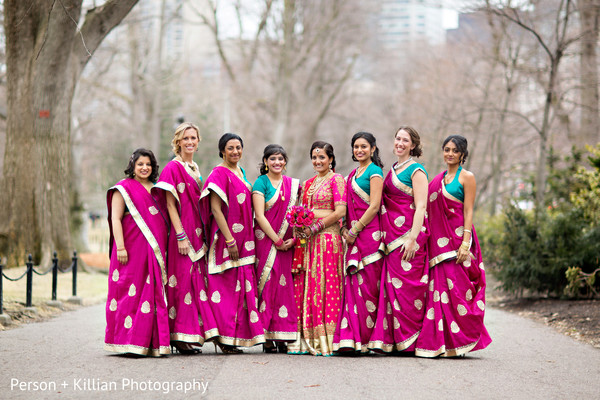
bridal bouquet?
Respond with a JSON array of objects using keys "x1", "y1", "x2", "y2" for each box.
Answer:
[{"x1": 286, "y1": 205, "x2": 314, "y2": 247}]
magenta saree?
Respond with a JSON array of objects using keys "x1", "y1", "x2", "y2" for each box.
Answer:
[
  {"x1": 414, "y1": 172, "x2": 492, "y2": 357},
  {"x1": 199, "y1": 166, "x2": 265, "y2": 347},
  {"x1": 254, "y1": 175, "x2": 300, "y2": 341},
  {"x1": 368, "y1": 165, "x2": 429, "y2": 352},
  {"x1": 105, "y1": 178, "x2": 170, "y2": 356},
  {"x1": 154, "y1": 159, "x2": 218, "y2": 345},
  {"x1": 333, "y1": 168, "x2": 384, "y2": 353},
  {"x1": 288, "y1": 172, "x2": 346, "y2": 356}
]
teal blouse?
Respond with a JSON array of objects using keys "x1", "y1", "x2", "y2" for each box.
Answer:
[
  {"x1": 252, "y1": 174, "x2": 277, "y2": 202},
  {"x1": 354, "y1": 163, "x2": 384, "y2": 195},
  {"x1": 444, "y1": 166, "x2": 464, "y2": 201},
  {"x1": 396, "y1": 162, "x2": 428, "y2": 188}
]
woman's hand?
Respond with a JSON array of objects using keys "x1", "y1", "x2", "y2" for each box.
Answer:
[
  {"x1": 117, "y1": 248, "x2": 128, "y2": 265},
  {"x1": 178, "y1": 238, "x2": 190, "y2": 255},
  {"x1": 228, "y1": 244, "x2": 240, "y2": 261},
  {"x1": 401, "y1": 238, "x2": 417, "y2": 261},
  {"x1": 456, "y1": 244, "x2": 470, "y2": 264},
  {"x1": 345, "y1": 231, "x2": 356, "y2": 245}
]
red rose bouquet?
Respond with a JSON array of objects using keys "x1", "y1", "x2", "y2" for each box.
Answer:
[{"x1": 286, "y1": 205, "x2": 314, "y2": 247}]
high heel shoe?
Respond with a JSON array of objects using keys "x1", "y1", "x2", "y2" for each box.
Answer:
[
  {"x1": 263, "y1": 341, "x2": 277, "y2": 353},
  {"x1": 213, "y1": 342, "x2": 243, "y2": 354},
  {"x1": 276, "y1": 342, "x2": 288, "y2": 354},
  {"x1": 171, "y1": 342, "x2": 202, "y2": 355}
]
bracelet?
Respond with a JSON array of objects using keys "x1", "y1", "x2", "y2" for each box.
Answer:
[
  {"x1": 275, "y1": 238, "x2": 284, "y2": 247},
  {"x1": 116, "y1": 247, "x2": 126, "y2": 251},
  {"x1": 357, "y1": 219, "x2": 366, "y2": 229},
  {"x1": 463, "y1": 229, "x2": 472, "y2": 233},
  {"x1": 310, "y1": 221, "x2": 324, "y2": 235},
  {"x1": 176, "y1": 231, "x2": 187, "y2": 241},
  {"x1": 226, "y1": 239, "x2": 237, "y2": 248},
  {"x1": 348, "y1": 229, "x2": 358, "y2": 239},
  {"x1": 225, "y1": 237, "x2": 236, "y2": 244}
]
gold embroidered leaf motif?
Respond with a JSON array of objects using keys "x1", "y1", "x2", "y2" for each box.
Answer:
[
  {"x1": 410, "y1": 203, "x2": 416, "y2": 210},
  {"x1": 420, "y1": 274, "x2": 429, "y2": 284},
  {"x1": 149, "y1": 206, "x2": 159, "y2": 215},
  {"x1": 394, "y1": 216, "x2": 405, "y2": 228},
  {"x1": 441, "y1": 291, "x2": 449, "y2": 304},
  {"x1": 393, "y1": 317, "x2": 400, "y2": 330},
  {"x1": 351, "y1": 246, "x2": 359, "y2": 255},
  {"x1": 381, "y1": 205, "x2": 387, "y2": 214},
  {"x1": 245, "y1": 279, "x2": 252, "y2": 293},
  {"x1": 255, "y1": 229, "x2": 265, "y2": 240},
  {"x1": 457, "y1": 304, "x2": 468, "y2": 316},
  {"x1": 169, "y1": 307, "x2": 177, "y2": 319},
  {"x1": 128, "y1": 284, "x2": 136, "y2": 297},
  {"x1": 184, "y1": 292, "x2": 192, "y2": 305},
  {"x1": 353, "y1": 304, "x2": 358, "y2": 315},
  {"x1": 455, "y1": 226, "x2": 464, "y2": 237},
  {"x1": 429, "y1": 279, "x2": 435, "y2": 291},
  {"x1": 235, "y1": 280, "x2": 241, "y2": 292},
  {"x1": 196, "y1": 228, "x2": 202, "y2": 237},
  {"x1": 447, "y1": 278, "x2": 454, "y2": 290},
  {"x1": 146, "y1": 275, "x2": 150, "y2": 284},
  {"x1": 211, "y1": 291, "x2": 221, "y2": 303},
  {"x1": 237, "y1": 193, "x2": 246, "y2": 204},
  {"x1": 394, "y1": 299, "x2": 401, "y2": 311},
  {"x1": 366, "y1": 315, "x2": 375, "y2": 329},
  {"x1": 232, "y1": 223, "x2": 244, "y2": 233},
  {"x1": 124, "y1": 316, "x2": 133, "y2": 329},
  {"x1": 109, "y1": 298, "x2": 117, "y2": 312},
  {"x1": 383, "y1": 318, "x2": 388, "y2": 330},
  {"x1": 401, "y1": 260, "x2": 412, "y2": 271},
  {"x1": 451, "y1": 321, "x2": 460, "y2": 333},
  {"x1": 278, "y1": 306, "x2": 288, "y2": 319},
  {"x1": 357, "y1": 274, "x2": 363, "y2": 285},
  {"x1": 250, "y1": 310, "x2": 259, "y2": 323},
  {"x1": 426, "y1": 308, "x2": 435, "y2": 320},
  {"x1": 477, "y1": 300, "x2": 485, "y2": 311},
  {"x1": 168, "y1": 275, "x2": 177, "y2": 288},
  {"x1": 414, "y1": 299, "x2": 423, "y2": 310},
  {"x1": 433, "y1": 290, "x2": 440, "y2": 302},
  {"x1": 340, "y1": 317, "x2": 348, "y2": 329},
  {"x1": 387, "y1": 271, "x2": 392, "y2": 283},
  {"x1": 199, "y1": 290, "x2": 208, "y2": 301},
  {"x1": 387, "y1": 302, "x2": 392, "y2": 315},
  {"x1": 463, "y1": 258, "x2": 472, "y2": 267},
  {"x1": 479, "y1": 262, "x2": 485, "y2": 270},
  {"x1": 260, "y1": 301, "x2": 266, "y2": 313},
  {"x1": 358, "y1": 287, "x2": 363, "y2": 297},
  {"x1": 372, "y1": 231, "x2": 382, "y2": 241},
  {"x1": 112, "y1": 269, "x2": 119, "y2": 282},
  {"x1": 392, "y1": 278, "x2": 402, "y2": 289},
  {"x1": 366, "y1": 300, "x2": 376, "y2": 313},
  {"x1": 141, "y1": 301, "x2": 151, "y2": 314},
  {"x1": 177, "y1": 183, "x2": 186, "y2": 193},
  {"x1": 438, "y1": 320, "x2": 444, "y2": 331},
  {"x1": 279, "y1": 275, "x2": 286, "y2": 286},
  {"x1": 437, "y1": 237, "x2": 449, "y2": 248},
  {"x1": 466, "y1": 289, "x2": 473, "y2": 301},
  {"x1": 223, "y1": 248, "x2": 229, "y2": 258},
  {"x1": 245, "y1": 241, "x2": 255, "y2": 251},
  {"x1": 429, "y1": 192, "x2": 438, "y2": 202}
]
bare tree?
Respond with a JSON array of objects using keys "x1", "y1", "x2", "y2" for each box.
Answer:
[
  {"x1": 0, "y1": 1, "x2": 139, "y2": 266},
  {"x1": 578, "y1": 0, "x2": 600, "y2": 146}
]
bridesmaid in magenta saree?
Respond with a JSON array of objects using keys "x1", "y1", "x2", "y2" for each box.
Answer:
[
  {"x1": 154, "y1": 123, "x2": 215, "y2": 354},
  {"x1": 368, "y1": 126, "x2": 429, "y2": 353},
  {"x1": 252, "y1": 145, "x2": 299, "y2": 353},
  {"x1": 199, "y1": 133, "x2": 265, "y2": 353},
  {"x1": 105, "y1": 149, "x2": 170, "y2": 356},
  {"x1": 333, "y1": 132, "x2": 384, "y2": 353},
  {"x1": 288, "y1": 141, "x2": 347, "y2": 356},
  {"x1": 415, "y1": 135, "x2": 491, "y2": 357}
]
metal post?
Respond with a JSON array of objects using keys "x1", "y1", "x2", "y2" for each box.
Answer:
[
  {"x1": 26, "y1": 254, "x2": 33, "y2": 308},
  {"x1": 71, "y1": 251, "x2": 78, "y2": 297},
  {"x1": 0, "y1": 262, "x2": 4, "y2": 315},
  {"x1": 51, "y1": 252, "x2": 58, "y2": 301}
]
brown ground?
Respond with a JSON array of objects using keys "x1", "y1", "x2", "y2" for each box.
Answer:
[{"x1": 2, "y1": 256, "x2": 599, "y2": 350}]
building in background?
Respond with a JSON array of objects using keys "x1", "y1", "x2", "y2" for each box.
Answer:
[{"x1": 378, "y1": 0, "x2": 447, "y2": 48}]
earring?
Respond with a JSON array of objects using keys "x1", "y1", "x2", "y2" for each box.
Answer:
[
  {"x1": 329, "y1": 163, "x2": 333, "y2": 170},
  {"x1": 266, "y1": 165, "x2": 269, "y2": 172}
]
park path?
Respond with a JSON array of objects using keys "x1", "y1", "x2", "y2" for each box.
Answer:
[{"x1": 1, "y1": 302, "x2": 599, "y2": 399}]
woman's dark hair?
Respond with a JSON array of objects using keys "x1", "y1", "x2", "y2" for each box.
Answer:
[
  {"x1": 396, "y1": 125, "x2": 423, "y2": 158},
  {"x1": 310, "y1": 140, "x2": 336, "y2": 171},
  {"x1": 442, "y1": 134, "x2": 469, "y2": 164},
  {"x1": 218, "y1": 133, "x2": 244, "y2": 158},
  {"x1": 259, "y1": 144, "x2": 288, "y2": 175},
  {"x1": 351, "y1": 132, "x2": 384, "y2": 169},
  {"x1": 124, "y1": 148, "x2": 159, "y2": 183}
]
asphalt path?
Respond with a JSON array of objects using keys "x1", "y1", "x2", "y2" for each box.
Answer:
[{"x1": 1, "y1": 303, "x2": 598, "y2": 399}]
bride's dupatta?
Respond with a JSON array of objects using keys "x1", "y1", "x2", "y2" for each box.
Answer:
[{"x1": 345, "y1": 168, "x2": 384, "y2": 274}]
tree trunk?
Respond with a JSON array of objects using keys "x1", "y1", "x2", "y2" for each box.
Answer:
[
  {"x1": 579, "y1": 0, "x2": 600, "y2": 146},
  {"x1": 1, "y1": 0, "x2": 139, "y2": 267}
]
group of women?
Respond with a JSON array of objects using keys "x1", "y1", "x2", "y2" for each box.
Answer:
[{"x1": 104, "y1": 122, "x2": 491, "y2": 358}]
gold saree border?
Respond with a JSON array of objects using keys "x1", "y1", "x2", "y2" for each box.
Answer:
[
  {"x1": 104, "y1": 343, "x2": 170, "y2": 357},
  {"x1": 415, "y1": 339, "x2": 478, "y2": 358},
  {"x1": 367, "y1": 330, "x2": 420, "y2": 353}
]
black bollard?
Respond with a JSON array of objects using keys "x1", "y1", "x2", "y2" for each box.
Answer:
[
  {"x1": 51, "y1": 252, "x2": 58, "y2": 301},
  {"x1": 26, "y1": 254, "x2": 33, "y2": 308},
  {"x1": 71, "y1": 251, "x2": 78, "y2": 297}
]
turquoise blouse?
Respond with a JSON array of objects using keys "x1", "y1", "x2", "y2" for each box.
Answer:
[
  {"x1": 444, "y1": 166, "x2": 464, "y2": 201},
  {"x1": 354, "y1": 163, "x2": 384, "y2": 195},
  {"x1": 396, "y1": 163, "x2": 428, "y2": 188},
  {"x1": 252, "y1": 174, "x2": 277, "y2": 202}
]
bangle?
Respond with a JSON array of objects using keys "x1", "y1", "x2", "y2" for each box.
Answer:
[
  {"x1": 226, "y1": 239, "x2": 237, "y2": 248},
  {"x1": 176, "y1": 231, "x2": 187, "y2": 241},
  {"x1": 116, "y1": 247, "x2": 126, "y2": 251},
  {"x1": 225, "y1": 237, "x2": 236, "y2": 244},
  {"x1": 463, "y1": 229, "x2": 471, "y2": 233},
  {"x1": 357, "y1": 219, "x2": 366, "y2": 229},
  {"x1": 275, "y1": 238, "x2": 284, "y2": 247},
  {"x1": 348, "y1": 229, "x2": 358, "y2": 239}
]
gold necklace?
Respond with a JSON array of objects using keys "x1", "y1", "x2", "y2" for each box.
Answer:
[
  {"x1": 308, "y1": 171, "x2": 331, "y2": 196},
  {"x1": 356, "y1": 162, "x2": 371, "y2": 178}
]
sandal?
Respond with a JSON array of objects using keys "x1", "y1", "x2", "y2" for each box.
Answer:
[
  {"x1": 213, "y1": 342, "x2": 243, "y2": 354},
  {"x1": 171, "y1": 342, "x2": 202, "y2": 355}
]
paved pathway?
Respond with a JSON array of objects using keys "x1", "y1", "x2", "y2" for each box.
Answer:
[{"x1": 1, "y1": 303, "x2": 599, "y2": 399}]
